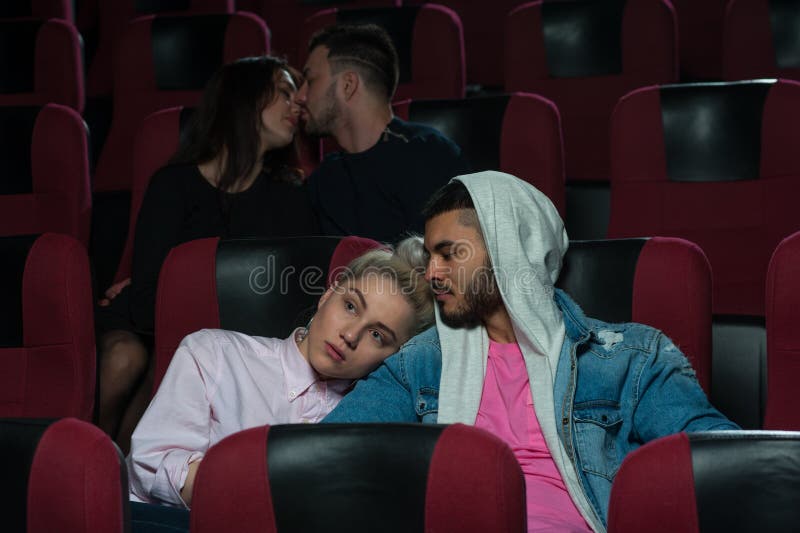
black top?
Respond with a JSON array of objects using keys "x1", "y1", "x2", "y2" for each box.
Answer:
[
  {"x1": 129, "y1": 164, "x2": 318, "y2": 332},
  {"x1": 306, "y1": 118, "x2": 470, "y2": 243}
]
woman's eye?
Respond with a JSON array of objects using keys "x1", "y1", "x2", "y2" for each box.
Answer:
[
  {"x1": 345, "y1": 301, "x2": 356, "y2": 313},
  {"x1": 370, "y1": 330, "x2": 384, "y2": 344}
]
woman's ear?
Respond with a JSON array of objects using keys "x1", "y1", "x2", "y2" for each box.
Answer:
[{"x1": 317, "y1": 284, "x2": 336, "y2": 310}]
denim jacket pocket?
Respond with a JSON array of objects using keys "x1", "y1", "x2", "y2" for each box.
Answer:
[
  {"x1": 573, "y1": 404, "x2": 623, "y2": 481},
  {"x1": 415, "y1": 387, "x2": 439, "y2": 423}
]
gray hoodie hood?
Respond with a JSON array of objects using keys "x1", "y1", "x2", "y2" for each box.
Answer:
[
  {"x1": 437, "y1": 170, "x2": 568, "y2": 424},
  {"x1": 435, "y1": 171, "x2": 604, "y2": 533}
]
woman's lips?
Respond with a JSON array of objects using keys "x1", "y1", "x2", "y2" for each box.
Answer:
[{"x1": 325, "y1": 342, "x2": 345, "y2": 362}]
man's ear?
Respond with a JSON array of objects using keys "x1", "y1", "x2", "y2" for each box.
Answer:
[{"x1": 341, "y1": 71, "x2": 359, "y2": 101}]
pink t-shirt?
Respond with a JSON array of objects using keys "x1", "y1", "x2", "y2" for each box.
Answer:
[{"x1": 475, "y1": 340, "x2": 592, "y2": 533}]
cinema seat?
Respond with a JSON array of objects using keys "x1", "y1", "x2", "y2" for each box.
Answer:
[
  {"x1": 394, "y1": 93, "x2": 566, "y2": 215},
  {"x1": 608, "y1": 431, "x2": 800, "y2": 533},
  {"x1": 191, "y1": 423, "x2": 525, "y2": 533},
  {"x1": 0, "y1": 417, "x2": 128, "y2": 533},
  {"x1": 0, "y1": 233, "x2": 94, "y2": 421}
]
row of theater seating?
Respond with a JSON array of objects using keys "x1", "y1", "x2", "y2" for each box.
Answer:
[
  {"x1": 3, "y1": 229, "x2": 800, "y2": 528},
  {"x1": 4, "y1": 416, "x2": 799, "y2": 532},
  {"x1": 7, "y1": 1, "x2": 800, "y2": 192},
  {"x1": 4, "y1": 77, "x2": 800, "y2": 426},
  {"x1": 2, "y1": 230, "x2": 800, "y2": 428}
]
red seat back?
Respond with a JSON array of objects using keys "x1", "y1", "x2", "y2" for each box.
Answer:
[
  {"x1": 764, "y1": 230, "x2": 800, "y2": 429},
  {"x1": 394, "y1": 93, "x2": 566, "y2": 215},
  {"x1": 505, "y1": 0, "x2": 677, "y2": 182},
  {"x1": 191, "y1": 423, "x2": 525, "y2": 533},
  {"x1": 0, "y1": 234, "x2": 94, "y2": 420},
  {"x1": 609, "y1": 79, "x2": 800, "y2": 316}
]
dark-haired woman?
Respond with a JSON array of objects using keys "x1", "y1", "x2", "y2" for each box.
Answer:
[{"x1": 97, "y1": 56, "x2": 318, "y2": 453}]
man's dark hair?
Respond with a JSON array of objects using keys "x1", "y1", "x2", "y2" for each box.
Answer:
[
  {"x1": 308, "y1": 24, "x2": 399, "y2": 101},
  {"x1": 421, "y1": 180, "x2": 478, "y2": 229}
]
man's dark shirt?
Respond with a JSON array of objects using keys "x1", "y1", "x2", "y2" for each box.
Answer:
[{"x1": 307, "y1": 117, "x2": 470, "y2": 243}]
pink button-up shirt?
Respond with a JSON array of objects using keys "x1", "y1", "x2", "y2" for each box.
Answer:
[
  {"x1": 475, "y1": 340, "x2": 592, "y2": 533},
  {"x1": 128, "y1": 328, "x2": 351, "y2": 508}
]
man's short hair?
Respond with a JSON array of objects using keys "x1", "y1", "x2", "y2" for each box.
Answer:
[
  {"x1": 421, "y1": 180, "x2": 480, "y2": 230},
  {"x1": 308, "y1": 24, "x2": 399, "y2": 102}
]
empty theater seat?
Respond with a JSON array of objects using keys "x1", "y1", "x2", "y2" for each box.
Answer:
[
  {"x1": 257, "y1": 0, "x2": 399, "y2": 65},
  {"x1": 300, "y1": 5, "x2": 465, "y2": 100},
  {"x1": 609, "y1": 78, "x2": 800, "y2": 428},
  {"x1": 0, "y1": 0, "x2": 72, "y2": 20},
  {"x1": 0, "y1": 418, "x2": 128, "y2": 533},
  {"x1": 191, "y1": 423, "x2": 526, "y2": 533},
  {"x1": 393, "y1": 93, "x2": 566, "y2": 215},
  {"x1": 723, "y1": 0, "x2": 800, "y2": 82},
  {"x1": 0, "y1": 104, "x2": 91, "y2": 247},
  {"x1": 0, "y1": 18, "x2": 83, "y2": 111},
  {"x1": 93, "y1": 12, "x2": 269, "y2": 193},
  {"x1": 671, "y1": 0, "x2": 728, "y2": 81},
  {"x1": 0, "y1": 234, "x2": 94, "y2": 420},
  {"x1": 556, "y1": 237, "x2": 712, "y2": 393},
  {"x1": 607, "y1": 431, "x2": 800, "y2": 533},
  {"x1": 87, "y1": 0, "x2": 234, "y2": 98},
  {"x1": 154, "y1": 236, "x2": 382, "y2": 391},
  {"x1": 764, "y1": 231, "x2": 800, "y2": 430},
  {"x1": 418, "y1": 0, "x2": 529, "y2": 89},
  {"x1": 609, "y1": 79, "x2": 800, "y2": 318},
  {"x1": 505, "y1": 0, "x2": 677, "y2": 239}
]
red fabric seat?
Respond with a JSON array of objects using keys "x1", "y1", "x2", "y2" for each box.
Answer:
[
  {"x1": 556, "y1": 237, "x2": 713, "y2": 393},
  {"x1": 0, "y1": 234, "x2": 94, "y2": 420},
  {"x1": 153, "y1": 236, "x2": 380, "y2": 391},
  {"x1": 416, "y1": 0, "x2": 529, "y2": 88},
  {"x1": 86, "y1": 0, "x2": 233, "y2": 98},
  {"x1": 609, "y1": 79, "x2": 800, "y2": 316},
  {"x1": 607, "y1": 431, "x2": 800, "y2": 532},
  {"x1": 191, "y1": 423, "x2": 525, "y2": 533},
  {"x1": 764, "y1": 230, "x2": 800, "y2": 430},
  {"x1": 0, "y1": 104, "x2": 91, "y2": 248},
  {"x1": 254, "y1": 0, "x2": 399, "y2": 66},
  {"x1": 671, "y1": 0, "x2": 727, "y2": 81},
  {"x1": 504, "y1": 0, "x2": 677, "y2": 183},
  {"x1": 0, "y1": 19, "x2": 83, "y2": 112},
  {"x1": 0, "y1": 418, "x2": 128, "y2": 533},
  {"x1": 300, "y1": 5, "x2": 465, "y2": 100},
  {"x1": 723, "y1": 0, "x2": 800, "y2": 82},
  {"x1": 93, "y1": 12, "x2": 269, "y2": 192},
  {"x1": 394, "y1": 93, "x2": 566, "y2": 215}
]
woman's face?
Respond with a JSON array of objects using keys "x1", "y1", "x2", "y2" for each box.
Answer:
[
  {"x1": 258, "y1": 69, "x2": 300, "y2": 152},
  {"x1": 300, "y1": 275, "x2": 416, "y2": 380}
]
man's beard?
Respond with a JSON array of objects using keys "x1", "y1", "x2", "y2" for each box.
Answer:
[
  {"x1": 438, "y1": 260, "x2": 504, "y2": 329},
  {"x1": 303, "y1": 82, "x2": 340, "y2": 137}
]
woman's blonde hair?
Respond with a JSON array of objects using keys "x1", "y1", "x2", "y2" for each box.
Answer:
[{"x1": 336, "y1": 235, "x2": 434, "y2": 338}]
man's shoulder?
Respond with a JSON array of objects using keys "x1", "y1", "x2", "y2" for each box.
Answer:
[
  {"x1": 386, "y1": 326, "x2": 442, "y2": 366},
  {"x1": 390, "y1": 117, "x2": 458, "y2": 148}
]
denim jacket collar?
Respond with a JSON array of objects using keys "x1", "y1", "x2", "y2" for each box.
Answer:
[{"x1": 555, "y1": 288, "x2": 593, "y2": 347}]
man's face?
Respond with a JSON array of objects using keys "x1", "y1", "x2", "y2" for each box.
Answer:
[
  {"x1": 296, "y1": 45, "x2": 342, "y2": 137},
  {"x1": 424, "y1": 210, "x2": 504, "y2": 329}
]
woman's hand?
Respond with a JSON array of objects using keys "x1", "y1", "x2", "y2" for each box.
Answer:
[
  {"x1": 97, "y1": 278, "x2": 131, "y2": 307},
  {"x1": 180, "y1": 460, "x2": 202, "y2": 506}
]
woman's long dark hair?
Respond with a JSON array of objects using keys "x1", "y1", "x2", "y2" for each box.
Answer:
[{"x1": 172, "y1": 55, "x2": 302, "y2": 192}]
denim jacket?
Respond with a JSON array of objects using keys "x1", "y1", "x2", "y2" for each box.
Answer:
[{"x1": 324, "y1": 289, "x2": 739, "y2": 526}]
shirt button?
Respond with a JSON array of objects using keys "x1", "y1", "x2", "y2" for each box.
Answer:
[{"x1": 289, "y1": 391, "x2": 297, "y2": 399}]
